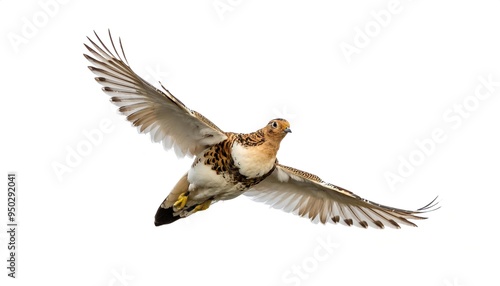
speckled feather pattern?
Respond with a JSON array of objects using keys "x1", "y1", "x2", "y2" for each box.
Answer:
[{"x1": 200, "y1": 133, "x2": 275, "y2": 188}]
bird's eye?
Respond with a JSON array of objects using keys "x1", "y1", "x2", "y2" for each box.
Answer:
[{"x1": 271, "y1": 121, "x2": 278, "y2": 128}]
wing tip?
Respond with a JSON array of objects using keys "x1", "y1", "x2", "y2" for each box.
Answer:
[
  {"x1": 418, "y1": 196, "x2": 441, "y2": 212},
  {"x1": 374, "y1": 220, "x2": 385, "y2": 229},
  {"x1": 332, "y1": 215, "x2": 340, "y2": 224},
  {"x1": 388, "y1": 219, "x2": 401, "y2": 229}
]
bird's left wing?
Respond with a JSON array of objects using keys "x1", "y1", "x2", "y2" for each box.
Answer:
[
  {"x1": 84, "y1": 31, "x2": 228, "y2": 157},
  {"x1": 245, "y1": 164, "x2": 438, "y2": 228}
]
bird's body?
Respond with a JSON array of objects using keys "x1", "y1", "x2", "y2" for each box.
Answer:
[
  {"x1": 84, "y1": 31, "x2": 438, "y2": 229},
  {"x1": 156, "y1": 123, "x2": 289, "y2": 224}
]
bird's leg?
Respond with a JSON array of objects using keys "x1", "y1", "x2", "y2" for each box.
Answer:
[
  {"x1": 193, "y1": 200, "x2": 212, "y2": 213},
  {"x1": 173, "y1": 192, "x2": 189, "y2": 211}
]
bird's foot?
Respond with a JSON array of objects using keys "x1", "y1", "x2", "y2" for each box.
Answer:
[
  {"x1": 193, "y1": 200, "x2": 212, "y2": 213},
  {"x1": 173, "y1": 192, "x2": 189, "y2": 211}
]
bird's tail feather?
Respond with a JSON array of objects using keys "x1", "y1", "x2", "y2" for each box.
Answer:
[
  {"x1": 154, "y1": 205, "x2": 182, "y2": 226},
  {"x1": 154, "y1": 173, "x2": 189, "y2": 226}
]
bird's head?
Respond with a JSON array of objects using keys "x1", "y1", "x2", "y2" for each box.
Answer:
[{"x1": 263, "y1": 118, "x2": 292, "y2": 141}]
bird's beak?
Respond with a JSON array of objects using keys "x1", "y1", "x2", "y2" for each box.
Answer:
[{"x1": 284, "y1": 128, "x2": 292, "y2": 134}]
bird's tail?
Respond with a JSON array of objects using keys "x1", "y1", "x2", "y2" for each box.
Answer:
[
  {"x1": 154, "y1": 173, "x2": 189, "y2": 226},
  {"x1": 154, "y1": 205, "x2": 182, "y2": 226},
  {"x1": 154, "y1": 173, "x2": 215, "y2": 226}
]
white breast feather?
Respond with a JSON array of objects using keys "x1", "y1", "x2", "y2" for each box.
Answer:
[{"x1": 231, "y1": 142, "x2": 275, "y2": 178}]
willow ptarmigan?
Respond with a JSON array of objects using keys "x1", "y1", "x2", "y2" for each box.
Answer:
[{"x1": 84, "y1": 31, "x2": 438, "y2": 229}]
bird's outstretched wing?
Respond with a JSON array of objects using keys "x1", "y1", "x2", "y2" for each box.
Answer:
[
  {"x1": 245, "y1": 164, "x2": 439, "y2": 228},
  {"x1": 84, "y1": 31, "x2": 227, "y2": 157}
]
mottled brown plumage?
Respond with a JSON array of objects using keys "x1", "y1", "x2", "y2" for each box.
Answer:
[{"x1": 84, "y1": 31, "x2": 438, "y2": 228}]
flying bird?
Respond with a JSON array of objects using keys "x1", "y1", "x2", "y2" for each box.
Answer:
[{"x1": 84, "y1": 31, "x2": 438, "y2": 229}]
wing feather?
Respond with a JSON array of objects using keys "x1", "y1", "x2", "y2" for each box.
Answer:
[
  {"x1": 84, "y1": 31, "x2": 227, "y2": 157},
  {"x1": 246, "y1": 164, "x2": 439, "y2": 229}
]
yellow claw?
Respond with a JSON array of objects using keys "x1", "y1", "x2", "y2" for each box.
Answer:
[
  {"x1": 193, "y1": 200, "x2": 212, "y2": 213},
  {"x1": 173, "y1": 192, "x2": 189, "y2": 211}
]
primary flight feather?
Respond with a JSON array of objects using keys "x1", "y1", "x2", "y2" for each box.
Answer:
[{"x1": 84, "y1": 31, "x2": 438, "y2": 229}]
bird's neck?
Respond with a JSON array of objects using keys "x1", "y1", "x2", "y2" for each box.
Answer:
[
  {"x1": 239, "y1": 130, "x2": 282, "y2": 156},
  {"x1": 235, "y1": 130, "x2": 265, "y2": 147}
]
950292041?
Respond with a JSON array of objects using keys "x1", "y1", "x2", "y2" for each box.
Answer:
[{"x1": 7, "y1": 173, "x2": 16, "y2": 222}]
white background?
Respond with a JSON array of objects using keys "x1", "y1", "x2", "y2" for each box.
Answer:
[{"x1": 1, "y1": 1, "x2": 499, "y2": 286}]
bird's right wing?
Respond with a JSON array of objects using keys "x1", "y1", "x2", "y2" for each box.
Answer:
[
  {"x1": 84, "y1": 31, "x2": 228, "y2": 157},
  {"x1": 246, "y1": 164, "x2": 439, "y2": 228}
]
